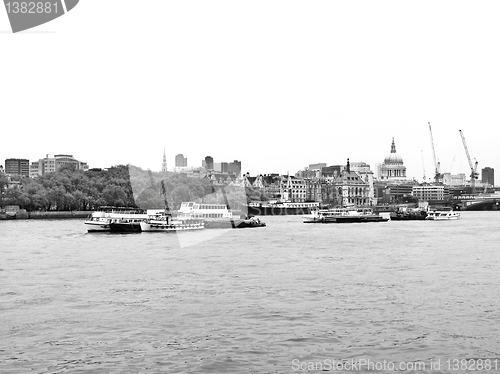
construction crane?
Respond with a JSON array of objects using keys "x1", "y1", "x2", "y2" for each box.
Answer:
[
  {"x1": 459, "y1": 129, "x2": 479, "y2": 193},
  {"x1": 428, "y1": 122, "x2": 441, "y2": 183}
]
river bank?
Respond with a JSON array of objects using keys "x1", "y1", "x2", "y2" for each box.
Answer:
[{"x1": 0, "y1": 211, "x2": 89, "y2": 220}]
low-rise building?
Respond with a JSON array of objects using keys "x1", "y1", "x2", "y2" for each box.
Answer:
[
  {"x1": 350, "y1": 161, "x2": 375, "y2": 205},
  {"x1": 442, "y1": 173, "x2": 467, "y2": 186},
  {"x1": 334, "y1": 159, "x2": 370, "y2": 206},
  {"x1": 412, "y1": 184, "x2": 447, "y2": 201},
  {"x1": 29, "y1": 154, "x2": 89, "y2": 177},
  {"x1": 321, "y1": 165, "x2": 342, "y2": 179},
  {"x1": 374, "y1": 181, "x2": 417, "y2": 204},
  {"x1": 5, "y1": 158, "x2": 30, "y2": 177}
]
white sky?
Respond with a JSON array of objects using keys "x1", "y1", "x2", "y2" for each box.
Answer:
[{"x1": 1, "y1": 1, "x2": 499, "y2": 185}]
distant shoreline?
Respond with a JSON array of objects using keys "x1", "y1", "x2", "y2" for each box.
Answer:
[{"x1": 0, "y1": 211, "x2": 89, "y2": 220}]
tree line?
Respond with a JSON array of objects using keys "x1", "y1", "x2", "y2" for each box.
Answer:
[{"x1": 0, "y1": 165, "x2": 264, "y2": 211}]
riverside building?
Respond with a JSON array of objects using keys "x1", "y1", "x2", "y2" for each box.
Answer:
[
  {"x1": 29, "y1": 154, "x2": 89, "y2": 177},
  {"x1": 412, "y1": 185, "x2": 450, "y2": 202},
  {"x1": 5, "y1": 158, "x2": 30, "y2": 177},
  {"x1": 350, "y1": 161, "x2": 375, "y2": 205},
  {"x1": 334, "y1": 159, "x2": 370, "y2": 206}
]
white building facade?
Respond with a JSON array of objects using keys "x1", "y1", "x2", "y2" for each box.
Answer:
[{"x1": 29, "y1": 154, "x2": 89, "y2": 177}]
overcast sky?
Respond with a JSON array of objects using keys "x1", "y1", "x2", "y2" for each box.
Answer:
[{"x1": 2, "y1": 1, "x2": 499, "y2": 185}]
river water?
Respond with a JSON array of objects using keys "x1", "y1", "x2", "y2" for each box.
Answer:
[{"x1": 1, "y1": 212, "x2": 499, "y2": 373}]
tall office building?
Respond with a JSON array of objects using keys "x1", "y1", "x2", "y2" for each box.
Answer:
[
  {"x1": 221, "y1": 162, "x2": 228, "y2": 173},
  {"x1": 228, "y1": 160, "x2": 241, "y2": 178},
  {"x1": 482, "y1": 167, "x2": 495, "y2": 186},
  {"x1": 204, "y1": 156, "x2": 214, "y2": 170},
  {"x1": 175, "y1": 154, "x2": 188, "y2": 167},
  {"x1": 5, "y1": 158, "x2": 30, "y2": 177}
]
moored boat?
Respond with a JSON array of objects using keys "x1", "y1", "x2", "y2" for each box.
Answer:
[
  {"x1": 177, "y1": 202, "x2": 266, "y2": 229},
  {"x1": 303, "y1": 207, "x2": 388, "y2": 223},
  {"x1": 140, "y1": 211, "x2": 204, "y2": 232},
  {"x1": 390, "y1": 207, "x2": 428, "y2": 221},
  {"x1": 234, "y1": 216, "x2": 266, "y2": 228},
  {"x1": 245, "y1": 200, "x2": 320, "y2": 216},
  {"x1": 425, "y1": 209, "x2": 460, "y2": 220},
  {"x1": 85, "y1": 206, "x2": 148, "y2": 232}
]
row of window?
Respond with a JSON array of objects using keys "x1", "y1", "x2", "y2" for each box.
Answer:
[
  {"x1": 193, "y1": 213, "x2": 226, "y2": 218},
  {"x1": 192, "y1": 205, "x2": 227, "y2": 210}
]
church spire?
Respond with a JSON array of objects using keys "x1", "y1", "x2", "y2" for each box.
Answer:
[
  {"x1": 391, "y1": 137, "x2": 396, "y2": 153},
  {"x1": 162, "y1": 148, "x2": 167, "y2": 172}
]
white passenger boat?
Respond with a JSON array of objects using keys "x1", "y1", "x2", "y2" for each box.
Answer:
[
  {"x1": 303, "y1": 207, "x2": 388, "y2": 223},
  {"x1": 84, "y1": 206, "x2": 149, "y2": 232},
  {"x1": 246, "y1": 200, "x2": 320, "y2": 216},
  {"x1": 425, "y1": 209, "x2": 461, "y2": 220},
  {"x1": 177, "y1": 202, "x2": 234, "y2": 219},
  {"x1": 140, "y1": 211, "x2": 205, "y2": 232}
]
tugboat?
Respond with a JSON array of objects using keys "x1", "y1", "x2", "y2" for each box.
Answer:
[{"x1": 234, "y1": 216, "x2": 266, "y2": 228}]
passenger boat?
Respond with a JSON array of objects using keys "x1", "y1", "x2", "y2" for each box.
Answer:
[
  {"x1": 177, "y1": 202, "x2": 266, "y2": 229},
  {"x1": 84, "y1": 207, "x2": 148, "y2": 232},
  {"x1": 425, "y1": 209, "x2": 461, "y2": 220},
  {"x1": 303, "y1": 207, "x2": 389, "y2": 223},
  {"x1": 177, "y1": 202, "x2": 234, "y2": 219},
  {"x1": 245, "y1": 200, "x2": 320, "y2": 216},
  {"x1": 140, "y1": 211, "x2": 205, "y2": 232},
  {"x1": 390, "y1": 207, "x2": 428, "y2": 221}
]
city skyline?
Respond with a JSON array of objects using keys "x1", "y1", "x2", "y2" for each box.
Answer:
[
  {"x1": 3, "y1": 134, "x2": 496, "y2": 185},
  {"x1": 1, "y1": 1, "x2": 500, "y2": 184}
]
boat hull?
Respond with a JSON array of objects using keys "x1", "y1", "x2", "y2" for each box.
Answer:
[
  {"x1": 247, "y1": 206, "x2": 314, "y2": 216},
  {"x1": 140, "y1": 222, "x2": 204, "y2": 232},
  {"x1": 109, "y1": 222, "x2": 142, "y2": 233},
  {"x1": 426, "y1": 216, "x2": 460, "y2": 221},
  {"x1": 304, "y1": 216, "x2": 388, "y2": 223},
  {"x1": 85, "y1": 220, "x2": 110, "y2": 232},
  {"x1": 390, "y1": 213, "x2": 427, "y2": 221},
  {"x1": 204, "y1": 218, "x2": 266, "y2": 229},
  {"x1": 425, "y1": 210, "x2": 460, "y2": 220},
  {"x1": 334, "y1": 216, "x2": 389, "y2": 223}
]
